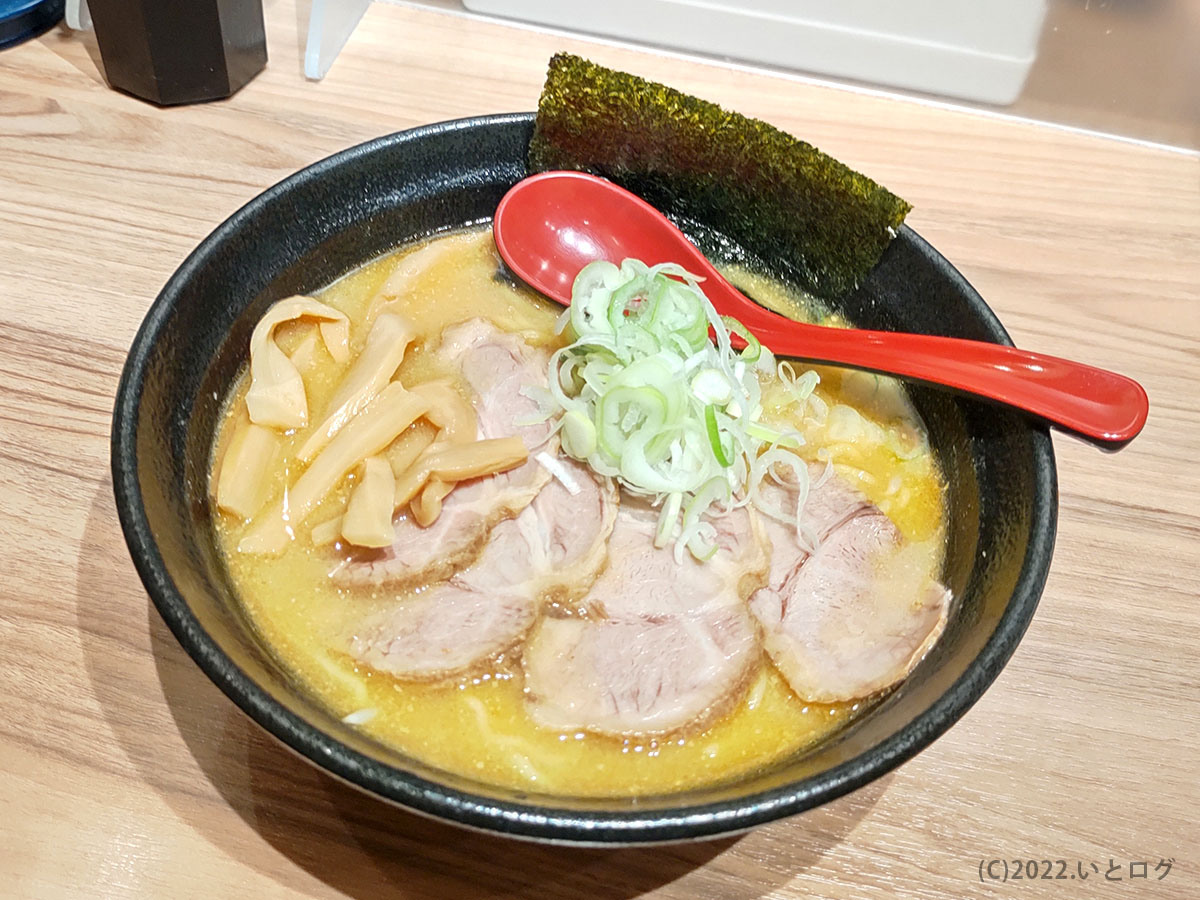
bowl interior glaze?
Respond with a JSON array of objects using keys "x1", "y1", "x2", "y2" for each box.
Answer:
[{"x1": 112, "y1": 113, "x2": 1057, "y2": 844}]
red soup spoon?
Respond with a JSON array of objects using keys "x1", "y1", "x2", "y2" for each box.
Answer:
[{"x1": 493, "y1": 170, "x2": 1148, "y2": 449}]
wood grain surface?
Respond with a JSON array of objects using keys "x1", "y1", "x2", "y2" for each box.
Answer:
[{"x1": 1, "y1": 2, "x2": 1197, "y2": 897}]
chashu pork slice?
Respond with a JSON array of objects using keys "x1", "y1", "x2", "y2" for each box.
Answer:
[
  {"x1": 750, "y1": 469, "x2": 951, "y2": 703},
  {"x1": 348, "y1": 457, "x2": 617, "y2": 681},
  {"x1": 522, "y1": 501, "x2": 769, "y2": 737},
  {"x1": 333, "y1": 319, "x2": 555, "y2": 590}
]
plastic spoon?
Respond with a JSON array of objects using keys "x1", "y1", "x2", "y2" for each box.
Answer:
[{"x1": 493, "y1": 170, "x2": 1148, "y2": 449}]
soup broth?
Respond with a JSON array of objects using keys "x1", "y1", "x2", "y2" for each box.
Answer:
[{"x1": 212, "y1": 227, "x2": 946, "y2": 797}]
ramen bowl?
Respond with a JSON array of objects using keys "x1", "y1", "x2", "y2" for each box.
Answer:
[{"x1": 111, "y1": 113, "x2": 1057, "y2": 845}]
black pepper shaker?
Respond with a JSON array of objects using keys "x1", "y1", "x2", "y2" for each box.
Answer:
[{"x1": 88, "y1": 0, "x2": 267, "y2": 106}]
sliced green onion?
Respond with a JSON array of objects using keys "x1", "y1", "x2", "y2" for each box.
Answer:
[
  {"x1": 691, "y1": 367, "x2": 732, "y2": 405},
  {"x1": 675, "y1": 477, "x2": 730, "y2": 563},
  {"x1": 545, "y1": 256, "x2": 818, "y2": 561},
  {"x1": 686, "y1": 525, "x2": 719, "y2": 562},
  {"x1": 655, "y1": 491, "x2": 683, "y2": 548},
  {"x1": 704, "y1": 405, "x2": 734, "y2": 467},
  {"x1": 721, "y1": 315, "x2": 762, "y2": 363},
  {"x1": 561, "y1": 409, "x2": 597, "y2": 457},
  {"x1": 596, "y1": 384, "x2": 668, "y2": 459}
]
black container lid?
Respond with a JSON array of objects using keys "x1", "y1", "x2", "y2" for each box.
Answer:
[{"x1": 0, "y1": 0, "x2": 63, "y2": 50}]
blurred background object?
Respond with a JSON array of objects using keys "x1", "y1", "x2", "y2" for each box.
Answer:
[
  {"x1": 59, "y1": 0, "x2": 1198, "y2": 150},
  {"x1": 400, "y1": 0, "x2": 1200, "y2": 150},
  {"x1": 462, "y1": 0, "x2": 1050, "y2": 105},
  {"x1": 63, "y1": 0, "x2": 86, "y2": 29},
  {"x1": 66, "y1": 0, "x2": 267, "y2": 105},
  {"x1": 306, "y1": 0, "x2": 372, "y2": 78},
  {"x1": 1012, "y1": 0, "x2": 1198, "y2": 149},
  {"x1": 0, "y1": 0, "x2": 64, "y2": 49}
]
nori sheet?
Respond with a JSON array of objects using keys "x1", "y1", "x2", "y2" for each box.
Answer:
[{"x1": 528, "y1": 53, "x2": 912, "y2": 302}]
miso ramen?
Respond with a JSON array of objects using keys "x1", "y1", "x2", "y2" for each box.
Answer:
[{"x1": 210, "y1": 227, "x2": 949, "y2": 797}]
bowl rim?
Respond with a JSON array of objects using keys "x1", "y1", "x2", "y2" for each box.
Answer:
[{"x1": 111, "y1": 111, "x2": 1058, "y2": 845}]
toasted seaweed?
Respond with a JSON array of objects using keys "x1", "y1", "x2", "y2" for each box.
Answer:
[{"x1": 528, "y1": 53, "x2": 912, "y2": 302}]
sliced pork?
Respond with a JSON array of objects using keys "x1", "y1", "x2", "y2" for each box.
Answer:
[
  {"x1": 752, "y1": 469, "x2": 869, "y2": 602},
  {"x1": 349, "y1": 591, "x2": 535, "y2": 683},
  {"x1": 522, "y1": 502, "x2": 768, "y2": 737},
  {"x1": 520, "y1": 456, "x2": 619, "y2": 611},
  {"x1": 333, "y1": 319, "x2": 555, "y2": 590},
  {"x1": 347, "y1": 457, "x2": 617, "y2": 681},
  {"x1": 750, "y1": 468, "x2": 951, "y2": 703}
]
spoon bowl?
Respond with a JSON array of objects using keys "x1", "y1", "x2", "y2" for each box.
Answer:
[{"x1": 495, "y1": 170, "x2": 1148, "y2": 449}]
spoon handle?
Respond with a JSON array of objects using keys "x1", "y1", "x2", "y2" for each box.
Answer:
[
  {"x1": 492, "y1": 171, "x2": 1148, "y2": 448},
  {"x1": 751, "y1": 312, "x2": 1148, "y2": 448}
]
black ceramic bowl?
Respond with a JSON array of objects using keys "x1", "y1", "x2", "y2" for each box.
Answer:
[{"x1": 112, "y1": 113, "x2": 1057, "y2": 845}]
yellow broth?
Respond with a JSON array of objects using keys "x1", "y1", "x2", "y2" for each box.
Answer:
[{"x1": 211, "y1": 226, "x2": 946, "y2": 797}]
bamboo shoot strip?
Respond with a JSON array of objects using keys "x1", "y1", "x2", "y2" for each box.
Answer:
[
  {"x1": 411, "y1": 478, "x2": 454, "y2": 527},
  {"x1": 298, "y1": 312, "x2": 415, "y2": 462},
  {"x1": 386, "y1": 425, "x2": 437, "y2": 478},
  {"x1": 310, "y1": 515, "x2": 343, "y2": 547},
  {"x1": 341, "y1": 456, "x2": 397, "y2": 548},
  {"x1": 410, "y1": 379, "x2": 477, "y2": 444},
  {"x1": 286, "y1": 330, "x2": 323, "y2": 377},
  {"x1": 393, "y1": 438, "x2": 529, "y2": 511},
  {"x1": 239, "y1": 382, "x2": 429, "y2": 555},
  {"x1": 245, "y1": 296, "x2": 350, "y2": 429},
  {"x1": 215, "y1": 414, "x2": 282, "y2": 519}
]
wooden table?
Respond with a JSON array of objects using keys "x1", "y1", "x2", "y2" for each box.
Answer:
[{"x1": 2, "y1": 2, "x2": 1197, "y2": 897}]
